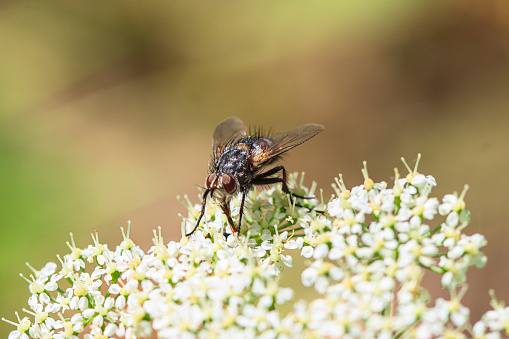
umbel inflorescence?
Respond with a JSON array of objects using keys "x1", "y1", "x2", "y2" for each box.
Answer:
[{"x1": 3, "y1": 156, "x2": 508, "y2": 338}]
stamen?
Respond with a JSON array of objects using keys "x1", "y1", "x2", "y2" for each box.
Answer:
[
  {"x1": 25, "y1": 262, "x2": 38, "y2": 277},
  {"x1": 91, "y1": 231, "x2": 100, "y2": 247},
  {"x1": 452, "y1": 185, "x2": 469, "y2": 212},
  {"x1": 19, "y1": 273, "x2": 32, "y2": 284},
  {"x1": 393, "y1": 168, "x2": 402, "y2": 196},
  {"x1": 70, "y1": 232, "x2": 76, "y2": 249},
  {"x1": 400, "y1": 156, "x2": 413, "y2": 174},
  {"x1": 401, "y1": 154, "x2": 422, "y2": 182},
  {"x1": 335, "y1": 174, "x2": 350, "y2": 199},
  {"x1": 299, "y1": 172, "x2": 305, "y2": 188},
  {"x1": 394, "y1": 167, "x2": 400, "y2": 181},
  {"x1": 153, "y1": 226, "x2": 164, "y2": 247},
  {"x1": 120, "y1": 222, "x2": 131, "y2": 241},
  {"x1": 22, "y1": 308, "x2": 36, "y2": 316},
  {"x1": 66, "y1": 232, "x2": 76, "y2": 252},
  {"x1": 15, "y1": 311, "x2": 21, "y2": 323},
  {"x1": 413, "y1": 153, "x2": 422, "y2": 173},
  {"x1": 459, "y1": 184, "x2": 470, "y2": 202},
  {"x1": 180, "y1": 221, "x2": 188, "y2": 243},
  {"x1": 56, "y1": 254, "x2": 64, "y2": 266},
  {"x1": 309, "y1": 180, "x2": 317, "y2": 197},
  {"x1": 458, "y1": 222, "x2": 469, "y2": 232},
  {"x1": 1, "y1": 317, "x2": 18, "y2": 326},
  {"x1": 331, "y1": 183, "x2": 341, "y2": 197},
  {"x1": 120, "y1": 221, "x2": 134, "y2": 250},
  {"x1": 177, "y1": 195, "x2": 194, "y2": 210},
  {"x1": 286, "y1": 195, "x2": 297, "y2": 213},
  {"x1": 457, "y1": 284, "x2": 468, "y2": 301},
  {"x1": 361, "y1": 161, "x2": 374, "y2": 191}
]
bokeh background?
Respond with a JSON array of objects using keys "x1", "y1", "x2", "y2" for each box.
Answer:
[{"x1": 1, "y1": 0, "x2": 509, "y2": 336}]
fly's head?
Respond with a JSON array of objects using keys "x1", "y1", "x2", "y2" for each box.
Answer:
[{"x1": 206, "y1": 172, "x2": 238, "y2": 203}]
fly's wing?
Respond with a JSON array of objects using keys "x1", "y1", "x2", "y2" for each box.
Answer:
[
  {"x1": 251, "y1": 123, "x2": 324, "y2": 166},
  {"x1": 212, "y1": 117, "x2": 248, "y2": 158}
]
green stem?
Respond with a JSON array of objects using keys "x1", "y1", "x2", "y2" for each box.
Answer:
[
  {"x1": 423, "y1": 225, "x2": 441, "y2": 238},
  {"x1": 394, "y1": 321, "x2": 417, "y2": 339},
  {"x1": 394, "y1": 196, "x2": 401, "y2": 215},
  {"x1": 361, "y1": 222, "x2": 370, "y2": 233},
  {"x1": 418, "y1": 263, "x2": 445, "y2": 274}
]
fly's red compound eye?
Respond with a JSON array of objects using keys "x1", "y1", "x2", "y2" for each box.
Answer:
[
  {"x1": 221, "y1": 174, "x2": 236, "y2": 194},
  {"x1": 206, "y1": 174, "x2": 217, "y2": 188}
]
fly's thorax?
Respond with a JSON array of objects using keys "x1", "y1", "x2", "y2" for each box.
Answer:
[{"x1": 214, "y1": 144, "x2": 251, "y2": 180}]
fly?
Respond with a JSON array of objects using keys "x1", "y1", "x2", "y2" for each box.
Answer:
[{"x1": 186, "y1": 117, "x2": 324, "y2": 236}]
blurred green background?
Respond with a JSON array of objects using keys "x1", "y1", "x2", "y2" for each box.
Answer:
[{"x1": 2, "y1": 0, "x2": 509, "y2": 336}]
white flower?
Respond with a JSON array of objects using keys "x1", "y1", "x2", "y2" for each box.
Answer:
[
  {"x1": 328, "y1": 198, "x2": 343, "y2": 217},
  {"x1": 5, "y1": 162, "x2": 499, "y2": 339},
  {"x1": 313, "y1": 244, "x2": 329, "y2": 259},
  {"x1": 301, "y1": 246, "x2": 314, "y2": 258},
  {"x1": 280, "y1": 254, "x2": 293, "y2": 267},
  {"x1": 301, "y1": 267, "x2": 318, "y2": 287}
]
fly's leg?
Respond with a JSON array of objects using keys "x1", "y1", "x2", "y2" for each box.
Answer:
[
  {"x1": 220, "y1": 202, "x2": 238, "y2": 234},
  {"x1": 252, "y1": 165, "x2": 315, "y2": 200},
  {"x1": 187, "y1": 188, "x2": 241, "y2": 237},
  {"x1": 237, "y1": 191, "x2": 246, "y2": 235},
  {"x1": 186, "y1": 189, "x2": 210, "y2": 236}
]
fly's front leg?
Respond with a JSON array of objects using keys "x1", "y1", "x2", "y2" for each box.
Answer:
[
  {"x1": 220, "y1": 203, "x2": 238, "y2": 235},
  {"x1": 186, "y1": 189, "x2": 210, "y2": 236}
]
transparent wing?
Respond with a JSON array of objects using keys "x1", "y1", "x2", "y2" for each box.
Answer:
[
  {"x1": 212, "y1": 117, "x2": 247, "y2": 156},
  {"x1": 252, "y1": 123, "x2": 324, "y2": 166}
]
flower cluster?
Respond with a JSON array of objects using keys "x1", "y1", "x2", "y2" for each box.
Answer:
[{"x1": 3, "y1": 156, "x2": 507, "y2": 338}]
